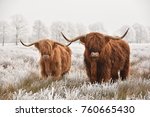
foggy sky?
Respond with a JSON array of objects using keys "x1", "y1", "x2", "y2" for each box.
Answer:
[{"x1": 0, "y1": 0, "x2": 150, "y2": 32}]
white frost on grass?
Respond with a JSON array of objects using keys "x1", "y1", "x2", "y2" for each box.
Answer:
[
  {"x1": 0, "y1": 44, "x2": 39, "y2": 86},
  {"x1": 0, "y1": 43, "x2": 150, "y2": 99}
]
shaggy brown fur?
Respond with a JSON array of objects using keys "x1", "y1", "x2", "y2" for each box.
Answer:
[
  {"x1": 61, "y1": 29, "x2": 130, "y2": 83},
  {"x1": 20, "y1": 39, "x2": 71, "y2": 80}
]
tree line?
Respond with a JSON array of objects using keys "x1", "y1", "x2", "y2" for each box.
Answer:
[{"x1": 0, "y1": 15, "x2": 150, "y2": 46}]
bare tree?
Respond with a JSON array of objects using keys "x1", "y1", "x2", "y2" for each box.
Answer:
[
  {"x1": 76, "y1": 23, "x2": 87, "y2": 35},
  {"x1": 11, "y1": 15, "x2": 28, "y2": 45},
  {"x1": 132, "y1": 23, "x2": 149, "y2": 43},
  {"x1": 50, "y1": 21, "x2": 78, "y2": 43},
  {"x1": 32, "y1": 20, "x2": 49, "y2": 40},
  {"x1": 0, "y1": 21, "x2": 9, "y2": 46},
  {"x1": 50, "y1": 21, "x2": 66, "y2": 43},
  {"x1": 148, "y1": 27, "x2": 150, "y2": 42},
  {"x1": 88, "y1": 22, "x2": 107, "y2": 33}
]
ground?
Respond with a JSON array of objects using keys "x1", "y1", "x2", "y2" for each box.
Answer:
[{"x1": 0, "y1": 43, "x2": 150, "y2": 100}]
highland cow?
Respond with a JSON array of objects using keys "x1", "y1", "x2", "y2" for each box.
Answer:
[
  {"x1": 20, "y1": 39, "x2": 71, "y2": 80},
  {"x1": 61, "y1": 29, "x2": 130, "y2": 83}
]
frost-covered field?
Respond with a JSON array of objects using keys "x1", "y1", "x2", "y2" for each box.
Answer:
[{"x1": 0, "y1": 43, "x2": 150, "y2": 100}]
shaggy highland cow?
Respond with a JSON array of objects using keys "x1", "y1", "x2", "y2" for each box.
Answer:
[
  {"x1": 61, "y1": 29, "x2": 130, "y2": 83},
  {"x1": 20, "y1": 39, "x2": 71, "y2": 80}
]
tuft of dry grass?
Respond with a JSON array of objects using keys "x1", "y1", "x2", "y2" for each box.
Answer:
[
  {"x1": 0, "y1": 72, "x2": 54, "y2": 99},
  {"x1": 0, "y1": 84, "x2": 15, "y2": 99},
  {"x1": 117, "y1": 79, "x2": 150, "y2": 100},
  {"x1": 17, "y1": 73, "x2": 54, "y2": 93}
]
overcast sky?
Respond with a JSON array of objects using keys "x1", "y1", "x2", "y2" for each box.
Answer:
[{"x1": 0, "y1": 0, "x2": 150, "y2": 32}]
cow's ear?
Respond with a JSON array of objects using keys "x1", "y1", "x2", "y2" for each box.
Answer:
[{"x1": 80, "y1": 36, "x2": 86, "y2": 44}]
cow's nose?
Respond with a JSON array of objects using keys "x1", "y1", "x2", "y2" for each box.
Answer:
[
  {"x1": 91, "y1": 52, "x2": 99, "y2": 57},
  {"x1": 42, "y1": 55, "x2": 50, "y2": 60}
]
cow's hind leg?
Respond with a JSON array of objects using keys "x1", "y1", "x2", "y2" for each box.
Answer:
[
  {"x1": 120, "y1": 59, "x2": 130, "y2": 80},
  {"x1": 111, "y1": 72, "x2": 119, "y2": 83}
]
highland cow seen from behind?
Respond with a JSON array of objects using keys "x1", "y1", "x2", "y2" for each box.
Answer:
[
  {"x1": 61, "y1": 29, "x2": 130, "y2": 83},
  {"x1": 20, "y1": 39, "x2": 71, "y2": 80}
]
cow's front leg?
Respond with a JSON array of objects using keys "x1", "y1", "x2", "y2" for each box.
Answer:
[
  {"x1": 40, "y1": 58, "x2": 48, "y2": 80},
  {"x1": 52, "y1": 62, "x2": 62, "y2": 81},
  {"x1": 90, "y1": 61, "x2": 97, "y2": 83},
  {"x1": 102, "y1": 68, "x2": 111, "y2": 83}
]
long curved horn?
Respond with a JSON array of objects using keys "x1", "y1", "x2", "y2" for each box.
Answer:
[
  {"x1": 61, "y1": 32, "x2": 85, "y2": 42},
  {"x1": 54, "y1": 42, "x2": 65, "y2": 47},
  {"x1": 105, "y1": 28, "x2": 129, "y2": 40},
  {"x1": 67, "y1": 42, "x2": 72, "y2": 46},
  {"x1": 20, "y1": 40, "x2": 37, "y2": 47}
]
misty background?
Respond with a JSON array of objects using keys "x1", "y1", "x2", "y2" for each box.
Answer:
[
  {"x1": 0, "y1": 0, "x2": 150, "y2": 100},
  {"x1": 0, "y1": 0, "x2": 150, "y2": 45}
]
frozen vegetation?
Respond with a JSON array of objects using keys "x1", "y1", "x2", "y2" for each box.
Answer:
[{"x1": 0, "y1": 43, "x2": 150, "y2": 100}]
